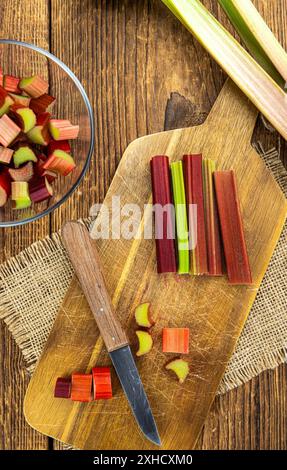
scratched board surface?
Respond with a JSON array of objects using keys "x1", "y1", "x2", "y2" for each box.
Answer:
[{"x1": 24, "y1": 81, "x2": 287, "y2": 450}]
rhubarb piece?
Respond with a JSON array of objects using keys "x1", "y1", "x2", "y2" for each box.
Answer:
[
  {"x1": 41, "y1": 169, "x2": 57, "y2": 183},
  {"x1": 13, "y1": 145, "x2": 37, "y2": 168},
  {"x1": 71, "y1": 373, "x2": 93, "y2": 402},
  {"x1": 43, "y1": 149, "x2": 76, "y2": 176},
  {"x1": 92, "y1": 367, "x2": 113, "y2": 400},
  {"x1": 27, "y1": 112, "x2": 50, "y2": 145},
  {"x1": 8, "y1": 161, "x2": 34, "y2": 182},
  {"x1": 54, "y1": 377, "x2": 71, "y2": 399},
  {"x1": 0, "y1": 146, "x2": 13, "y2": 164},
  {"x1": 136, "y1": 330, "x2": 153, "y2": 357},
  {"x1": 29, "y1": 176, "x2": 53, "y2": 203},
  {"x1": 135, "y1": 303, "x2": 154, "y2": 329},
  {"x1": 19, "y1": 75, "x2": 49, "y2": 98},
  {"x1": 202, "y1": 159, "x2": 224, "y2": 276},
  {"x1": 214, "y1": 171, "x2": 252, "y2": 285},
  {"x1": 49, "y1": 119, "x2": 79, "y2": 140},
  {"x1": 170, "y1": 161, "x2": 189, "y2": 274},
  {"x1": 9, "y1": 93, "x2": 31, "y2": 107},
  {"x1": 0, "y1": 88, "x2": 14, "y2": 117},
  {"x1": 3, "y1": 75, "x2": 20, "y2": 93},
  {"x1": 218, "y1": 0, "x2": 287, "y2": 87},
  {"x1": 0, "y1": 172, "x2": 11, "y2": 207},
  {"x1": 161, "y1": 0, "x2": 287, "y2": 141},
  {"x1": 150, "y1": 155, "x2": 177, "y2": 274},
  {"x1": 162, "y1": 328, "x2": 189, "y2": 354},
  {"x1": 48, "y1": 139, "x2": 71, "y2": 154},
  {"x1": 10, "y1": 105, "x2": 36, "y2": 133},
  {"x1": 30, "y1": 93, "x2": 55, "y2": 114},
  {"x1": 11, "y1": 181, "x2": 31, "y2": 209},
  {"x1": 165, "y1": 358, "x2": 189, "y2": 384},
  {"x1": 183, "y1": 154, "x2": 208, "y2": 275},
  {"x1": 0, "y1": 114, "x2": 21, "y2": 147}
]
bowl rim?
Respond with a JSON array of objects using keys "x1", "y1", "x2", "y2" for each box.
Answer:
[{"x1": 0, "y1": 39, "x2": 95, "y2": 227}]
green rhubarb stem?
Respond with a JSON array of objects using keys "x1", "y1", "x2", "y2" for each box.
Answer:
[
  {"x1": 170, "y1": 161, "x2": 189, "y2": 274},
  {"x1": 161, "y1": 0, "x2": 287, "y2": 140},
  {"x1": 218, "y1": 0, "x2": 287, "y2": 87}
]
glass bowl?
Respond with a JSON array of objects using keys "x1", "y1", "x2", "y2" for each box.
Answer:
[{"x1": 0, "y1": 39, "x2": 94, "y2": 227}]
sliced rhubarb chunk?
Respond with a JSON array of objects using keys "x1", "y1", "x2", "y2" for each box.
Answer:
[
  {"x1": 150, "y1": 155, "x2": 177, "y2": 274},
  {"x1": 0, "y1": 146, "x2": 13, "y2": 164},
  {"x1": 71, "y1": 373, "x2": 93, "y2": 402},
  {"x1": 11, "y1": 181, "x2": 31, "y2": 209},
  {"x1": 13, "y1": 145, "x2": 37, "y2": 168},
  {"x1": 29, "y1": 177, "x2": 53, "y2": 203},
  {"x1": 48, "y1": 139, "x2": 71, "y2": 154},
  {"x1": 135, "y1": 303, "x2": 154, "y2": 328},
  {"x1": 27, "y1": 112, "x2": 50, "y2": 145},
  {"x1": 162, "y1": 328, "x2": 189, "y2": 354},
  {"x1": 4, "y1": 75, "x2": 20, "y2": 93},
  {"x1": 49, "y1": 119, "x2": 79, "y2": 140},
  {"x1": 183, "y1": 154, "x2": 208, "y2": 275},
  {"x1": 214, "y1": 171, "x2": 252, "y2": 285},
  {"x1": 54, "y1": 377, "x2": 71, "y2": 399},
  {"x1": 0, "y1": 95, "x2": 14, "y2": 117},
  {"x1": 8, "y1": 161, "x2": 34, "y2": 182},
  {"x1": 30, "y1": 93, "x2": 55, "y2": 114},
  {"x1": 165, "y1": 358, "x2": 189, "y2": 384},
  {"x1": 43, "y1": 149, "x2": 76, "y2": 176},
  {"x1": 19, "y1": 75, "x2": 49, "y2": 98},
  {"x1": 10, "y1": 105, "x2": 36, "y2": 133},
  {"x1": 202, "y1": 159, "x2": 224, "y2": 276},
  {"x1": 92, "y1": 367, "x2": 113, "y2": 400},
  {"x1": 9, "y1": 93, "x2": 31, "y2": 107},
  {"x1": 136, "y1": 330, "x2": 153, "y2": 357},
  {"x1": 0, "y1": 114, "x2": 21, "y2": 147},
  {"x1": 0, "y1": 171, "x2": 11, "y2": 207},
  {"x1": 170, "y1": 161, "x2": 190, "y2": 274}
]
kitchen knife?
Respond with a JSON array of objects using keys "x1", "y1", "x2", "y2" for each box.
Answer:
[{"x1": 61, "y1": 221, "x2": 161, "y2": 446}]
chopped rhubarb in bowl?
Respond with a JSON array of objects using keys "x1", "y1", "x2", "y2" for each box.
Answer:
[{"x1": 0, "y1": 39, "x2": 94, "y2": 227}]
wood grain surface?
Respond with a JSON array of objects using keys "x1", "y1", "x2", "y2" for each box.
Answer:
[
  {"x1": 0, "y1": 0, "x2": 286, "y2": 450},
  {"x1": 24, "y1": 81, "x2": 287, "y2": 450}
]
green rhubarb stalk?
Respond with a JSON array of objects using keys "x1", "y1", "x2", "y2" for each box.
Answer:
[
  {"x1": 170, "y1": 161, "x2": 189, "y2": 274},
  {"x1": 161, "y1": 0, "x2": 287, "y2": 140},
  {"x1": 218, "y1": 0, "x2": 287, "y2": 88}
]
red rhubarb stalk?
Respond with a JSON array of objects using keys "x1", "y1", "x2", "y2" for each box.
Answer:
[
  {"x1": 0, "y1": 146, "x2": 14, "y2": 164},
  {"x1": 150, "y1": 155, "x2": 177, "y2": 274},
  {"x1": 48, "y1": 139, "x2": 71, "y2": 154},
  {"x1": 30, "y1": 93, "x2": 55, "y2": 114},
  {"x1": 3, "y1": 75, "x2": 21, "y2": 93},
  {"x1": 0, "y1": 171, "x2": 11, "y2": 207},
  {"x1": 183, "y1": 154, "x2": 208, "y2": 275},
  {"x1": 54, "y1": 378, "x2": 71, "y2": 399},
  {"x1": 92, "y1": 367, "x2": 113, "y2": 400},
  {"x1": 202, "y1": 159, "x2": 224, "y2": 276},
  {"x1": 214, "y1": 171, "x2": 252, "y2": 285},
  {"x1": 71, "y1": 373, "x2": 93, "y2": 402},
  {"x1": 162, "y1": 328, "x2": 189, "y2": 354},
  {"x1": 49, "y1": 119, "x2": 79, "y2": 140},
  {"x1": 19, "y1": 75, "x2": 49, "y2": 98},
  {"x1": 29, "y1": 176, "x2": 53, "y2": 203},
  {"x1": 0, "y1": 114, "x2": 21, "y2": 147}
]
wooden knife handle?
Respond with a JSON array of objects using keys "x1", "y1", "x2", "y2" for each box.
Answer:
[{"x1": 62, "y1": 221, "x2": 128, "y2": 352}]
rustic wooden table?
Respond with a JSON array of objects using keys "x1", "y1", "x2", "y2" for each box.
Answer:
[{"x1": 0, "y1": 0, "x2": 286, "y2": 450}]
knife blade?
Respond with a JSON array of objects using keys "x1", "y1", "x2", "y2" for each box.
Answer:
[{"x1": 62, "y1": 221, "x2": 161, "y2": 446}]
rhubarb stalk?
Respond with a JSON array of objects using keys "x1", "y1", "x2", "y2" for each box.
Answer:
[
  {"x1": 202, "y1": 159, "x2": 223, "y2": 276},
  {"x1": 214, "y1": 171, "x2": 252, "y2": 285},
  {"x1": 71, "y1": 373, "x2": 93, "y2": 402},
  {"x1": 162, "y1": 328, "x2": 189, "y2": 354},
  {"x1": 183, "y1": 154, "x2": 208, "y2": 275},
  {"x1": 92, "y1": 367, "x2": 113, "y2": 400},
  {"x1": 170, "y1": 161, "x2": 189, "y2": 275},
  {"x1": 150, "y1": 155, "x2": 177, "y2": 274},
  {"x1": 161, "y1": 0, "x2": 287, "y2": 140}
]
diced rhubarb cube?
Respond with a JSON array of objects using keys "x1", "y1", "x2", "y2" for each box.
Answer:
[
  {"x1": 43, "y1": 149, "x2": 76, "y2": 176},
  {"x1": 0, "y1": 114, "x2": 21, "y2": 147},
  {"x1": 54, "y1": 377, "x2": 71, "y2": 399},
  {"x1": 0, "y1": 171, "x2": 11, "y2": 207},
  {"x1": 10, "y1": 104, "x2": 36, "y2": 133},
  {"x1": 162, "y1": 328, "x2": 190, "y2": 354},
  {"x1": 13, "y1": 145, "x2": 37, "y2": 168},
  {"x1": 49, "y1": 119, "x2": 79, "y2": 140},
  {"x1": 48, "y1": 139, "x2": 71, "y2": 154},
  {"x1": 30, "y1": 93, "x2": 55, "y2": 114},
  {"x1": 0, "y1": 146, "x2": 14, "y2": 164},
  {"x1": 8, "y1": 161, "x2": 34, "y2": 182},
  {"x1": 11, "y1": 181, "x2": 31, "y2": 209},
  {"x1": 4, "y1": 75, "x2": 21, "y2": 93},
  {"x1": 9, "y1": 93, "x2": 31, "y2": 107},
  {"x1": 27, "y1": 112, "x2": 51, "y2": 146},
  {"x1": 19, "y1": 75, "x2": 49, "y2": 98},
  {"x1": 29, "y1": 176, "x2": 53, "y2": 203},
  {"x1": 0, "y1": 91, "x2": 14, "y2": 117}
]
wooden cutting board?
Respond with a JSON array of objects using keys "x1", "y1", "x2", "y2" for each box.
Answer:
[{"x1": 24, "y1": 80, "x2": 287, "y2": 450}]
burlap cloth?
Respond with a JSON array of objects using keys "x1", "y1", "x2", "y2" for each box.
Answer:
[{"x1": 0, "y1": 145, "x2": 286, "y2": 395}]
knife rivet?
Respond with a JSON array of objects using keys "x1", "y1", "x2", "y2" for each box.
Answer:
[{"x1": 100, "y1": 308, "x2": 104, "y2": 312}]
